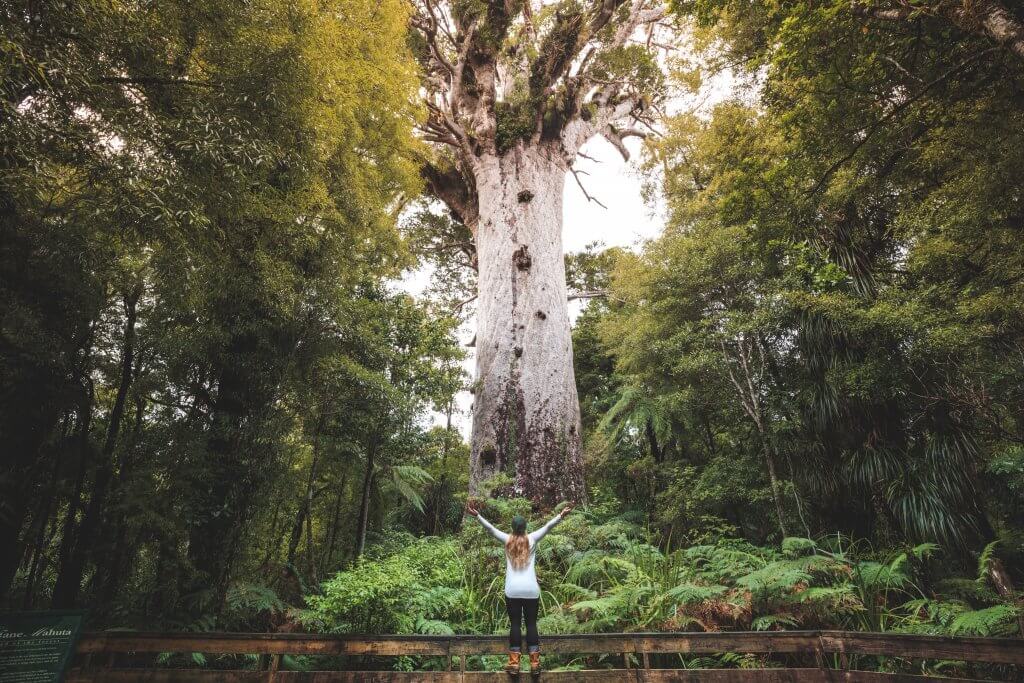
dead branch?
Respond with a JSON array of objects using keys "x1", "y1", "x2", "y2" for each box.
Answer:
[{"x1": 569, "y1": 166, "x2": 609, "y2": 208}]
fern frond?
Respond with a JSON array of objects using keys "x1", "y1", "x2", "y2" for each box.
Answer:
[
  {"x1": 949, "y1": 605, "x2": 1020, "y2": 637},
  {"x1": 415, "y1": 617, "x2": 455, "y2": 635},
  {"x1": 976, "y1": 541, "x2": 999, "y2": 584},
  {"x1": 665, "y1": 582, "x2": 729, "y2": 605},
  {"x1": 752, "y1": 613, "x2": 799, "y2": 630},
  {"x1": 781, "y1": 537, "x2": 817, "y2": 557},
  {"x1": 391, "y1": 465, "x2": 433, "y2": 512}
]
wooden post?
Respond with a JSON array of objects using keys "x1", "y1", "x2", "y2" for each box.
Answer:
[
  {"x1": 267, "y1": 653, "x2": 280, "y2": 683},
  {"x1": 814, "y1": 634, "x2": 826, "y2": 670}
]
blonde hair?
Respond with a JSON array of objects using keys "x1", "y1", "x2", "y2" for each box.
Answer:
[{"x1": 505, "y1": 532, "x2": 530, "y2": 570}]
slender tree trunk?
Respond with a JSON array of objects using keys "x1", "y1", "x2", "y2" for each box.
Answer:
[
  {"x1": 53, "y1": 286, "x2": 140, "y2": 607},
  {"x1": 323, "y1": 466, "x2": 348, "y2": 572},
  {"x1": 354, "y1": 433, "x2": 379, "y2": 559},
  {"x1": 702, "y1": 416, "x2": 716, "y2": 457},
  {"x1": 187, "y1": 331, "x2": 264, "y2": 610},
  {"x1": 762, "y1": 440, "x2": 790, "y2": 539},
  {"x1": 430, "y1": 404, "x2": 454, "y2": 536},
  {"x1": 645, "y1": 418, "x2": 662, "y2": 463},
  {"x1": 287, "y1": 415, "x2": 323, "y2": 573},
  {"x1": 285, "y1": 505, "x2": 305, "y2": 570},
  {"x1": 97, "y1": 394, "x2": 146, "y2": 605},
  {"x1": 986, "y1": 558, "x2": 1024, "y2": 636},
  {"x1": 51, "y1": 392, "x2": 94, "y2": 607},
  {"x1": 469, "y1": 143, "x2": 584, "y2": 506},
  {"x1": 722, "y1": 337, "x2": 789, "y2": 538},
  {"x1": 22, "y1": 436, "x2": 66, "y2": 608},
  {"x1": 304, "y1": 496, "x2": 316, "y2": 581}
]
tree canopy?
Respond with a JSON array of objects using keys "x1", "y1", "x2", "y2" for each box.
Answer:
[{"x1": 2, "y1": 0, "x2": 1023, "y2": 669}]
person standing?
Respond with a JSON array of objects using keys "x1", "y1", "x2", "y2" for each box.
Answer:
[{"x1": 465, "y1": 501, "x2": 573, "y2": 674}]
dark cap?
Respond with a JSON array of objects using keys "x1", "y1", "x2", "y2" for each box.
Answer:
[{"x1": 511, "y1": 515, "x2": 527, "y2": 535}]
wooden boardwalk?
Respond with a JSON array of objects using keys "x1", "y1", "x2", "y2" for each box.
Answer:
[{"x1": 68, "y1": 631, "x2": 1024, "y2": 681}]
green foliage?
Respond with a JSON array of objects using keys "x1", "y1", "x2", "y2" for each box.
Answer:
[
  {"x1": 308, "y1": 537, "x2": 455, "y2": 633},
  {"x1": 1, "y1": 0, "x2": 464, "y2": 626},
  {"x1": 495, "y1": 98, "x2": 538, "y2": 154},
  {"x1": 948, "y1": 605, "x2": 1021, "y2": 637},
  {"x1": 305, "y1": 497, "x2": 1020, "y2": 659},
  {"x1": 572, "y1": 0, "x2": 1024, "y2": 569}
]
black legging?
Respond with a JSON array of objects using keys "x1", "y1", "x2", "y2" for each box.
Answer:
[{"x1": 506, "y1": 597, "x2": 540, "y2": 650}]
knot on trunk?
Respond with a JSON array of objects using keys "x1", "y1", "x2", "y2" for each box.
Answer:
[
  {"x1": 514, "y1": 346, "x2": 523, "y2": 358},
  {"x1": 513, "y1": 245, "x2": 532, "y2": 271},
  {"x1": 517, "y1": 189, "x2": 534, "y2": 203},
  {"x1": 535, "y1": 310, "x2": 546, "y2": 320}
]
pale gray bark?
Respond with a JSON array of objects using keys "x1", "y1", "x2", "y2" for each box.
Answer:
[
  {"x1": 854, "y1": 0, "x2": 1024, "y2": 59},
  {"x1": 411, "y1": 0, "x2": 672, "y2": 504},
  {"x1": 469, "y1": 143, "x2": 584, "y2": 505},
  {"x1": 958, "y1": 0, "x2": 1024, "y2": 58}
]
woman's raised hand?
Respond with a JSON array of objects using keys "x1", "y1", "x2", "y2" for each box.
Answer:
[
  {"x1": 561, "y1": 503, "x2": 574, "y2": 517},
  {"x1": 465, "y1": 500, "x2": 479, "y2": 517}
]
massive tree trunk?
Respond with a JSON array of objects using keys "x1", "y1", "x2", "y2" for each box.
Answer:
[
  {"x1": 409, "y1": 0, "x2": 669, "y2": 506},
  {"x1": 469, "y1": 143, "x2": 585, "y2": 506}
]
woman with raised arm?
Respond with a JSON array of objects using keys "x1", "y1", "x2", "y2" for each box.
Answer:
[{"x1": 465, "y1": 501, "x2": 573, "y2": 674}]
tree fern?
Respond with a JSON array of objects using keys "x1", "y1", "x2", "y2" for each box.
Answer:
[{"x1": 391, "y1": 465, "x2": 433, "y2": 512}]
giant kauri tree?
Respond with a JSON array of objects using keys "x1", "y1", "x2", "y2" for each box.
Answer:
[{"x1": 410, "y1": 0, "x2": 670, "y2": 505}]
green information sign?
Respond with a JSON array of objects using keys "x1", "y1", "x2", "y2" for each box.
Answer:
[{"x1": 0, "y1": 611, "x2": 86, "y2": 683}]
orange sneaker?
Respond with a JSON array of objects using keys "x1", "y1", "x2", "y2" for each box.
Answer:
[
  {"x1": 505, "y1": 651, "x2": 521, "y2": 673},
  {"x1": 529, "y1": 651, "x2": 541, "y2": 672}
]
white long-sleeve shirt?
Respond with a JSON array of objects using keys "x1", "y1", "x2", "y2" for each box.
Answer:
[{"x1": 475, "y1": 512, "x2": 565, "y2": 599}]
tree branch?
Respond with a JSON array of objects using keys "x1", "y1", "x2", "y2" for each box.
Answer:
[
  {"x1": 569, "y1": 166, "x2": 608, "y2": 208},
  {"x1": 808, "y1": 47, "x2": 999, "y2": 196},
  {"x1": 421, "y1": 159, "x2": 479, "y2": 233}
]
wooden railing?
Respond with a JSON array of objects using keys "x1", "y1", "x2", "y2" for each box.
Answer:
[{"x1": 68, "y1": 630, "x2": 1024, "y2": 682}]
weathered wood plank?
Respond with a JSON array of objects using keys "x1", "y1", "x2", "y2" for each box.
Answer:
[
  {"x1": 73, "y1": 631, "x2": 824, "y2": 657},
  {"x1": 649, "y1": 671, "x2": 990, "y2": 682},
  {"x1": 274, "y1": 674, "x2": 458, "y2": 683},
  {"x1": 67, "y1": 672, "x2": 271, "y2": 683},
  {"x1": 75, "y1": 633, "x2": 451, "y2": 656},
  {"x1": 642, "y1": 673, "x2": 984, "y2": 683},
  {"x1": 450, "y1": 635, "x2": 637, "y2": 655},
  {"x1": 70, "y1": 630, "x2": 1024, "y2": 671},
  {"x1": 819, "y1": 631, "x2": 1024, "y2": 666},
  {"x1": 67, "y1": 669, "x2": 989, "y2": 683},
  {"x1": 640, "y1": 671, "x2": 832, "y2": 682},
  {"x1": 634, "y1": 632, "x2": 822, "y2": 654},
  {"x1": 831, "y1": 673, "x2": 983, "y2": 683}
]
